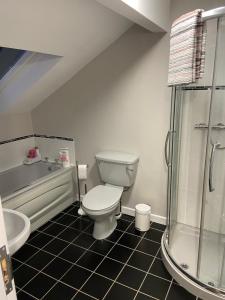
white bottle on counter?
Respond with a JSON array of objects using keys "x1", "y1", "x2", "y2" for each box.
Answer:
[{"x1": 59, "y1": 148, "x2": 70, "y2": 168}]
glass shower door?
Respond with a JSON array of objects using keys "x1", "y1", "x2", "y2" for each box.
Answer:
[
  {"x1": 198, "y1": 17, "x2": 225, "y2": 290},
  {"x1": 165, "y1": 84, "x2": 212, "y2": 280}
]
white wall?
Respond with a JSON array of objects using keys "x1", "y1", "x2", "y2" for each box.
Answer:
[
  {"x1": 0, "y1": 112, "x2": 33, "y2": 141},
  {"x1": 32, "y1": 25, "x2": 170, "y2": 218},
  {"x1": 0, "y1": 0, "x2": 132, "y2": 113},
  {"x1": 0, "y1": 137, "x2": 35, "y2": 172},
  {"x1": 0, "y1": 135, "x2": 75, "y2": 173},
  {"x1": 0, "y1": 112, "x2": 34, "y2": 172},
  {"x1": 170, "y1": 0, "x2": 225, "y2": 20},
  {"x1": 32, "y1": 0, "x2": 225, "y2": 220},
  {"x1": 0, "y1": 111, "x2": 76, "y2": 173},
  {"x1": 35, "y1": 137, "x2": 76, "y2": 166}
]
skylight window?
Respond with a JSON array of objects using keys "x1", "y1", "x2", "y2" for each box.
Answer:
[
  {"x1": 0, "y1": 47, "x2": 61, "y2": 113},
  {"x1": 0, "y1": 47, "x2": 25, "y2": 80}
]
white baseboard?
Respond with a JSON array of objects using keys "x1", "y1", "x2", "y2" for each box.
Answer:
[
  {"x1": 76, "y1": 198, "x2": 166, "y2": 226},
  {"x1": 122, "y1": 206, "x2": 166, "y2": 225},
  {"x1": 121, "y1": 206, "x2": 135, "y2": 216},
  {"x1": 150, "y1": 214, "x2": 167, "y2": 225}
]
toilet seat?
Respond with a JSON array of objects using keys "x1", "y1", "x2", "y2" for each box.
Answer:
[{"x1": 82, "y1": 185, "x2": 123, "y2": 212}]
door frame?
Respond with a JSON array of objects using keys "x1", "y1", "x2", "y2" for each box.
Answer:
[{"x1": 0, "y1": 197, "x2": 17, "y2": 300}]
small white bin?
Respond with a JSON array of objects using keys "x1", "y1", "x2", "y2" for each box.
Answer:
[{"x1": 135, "y1": 204, "x2": 151, "y2": 231}]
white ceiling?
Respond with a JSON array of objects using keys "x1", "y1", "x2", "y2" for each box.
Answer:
[
  {"x1": 0, "y1": 0, "x2": 132, "y2": 113},
  {"x1": 97, "y1": 0, "x2": 170, "y2": 32}
]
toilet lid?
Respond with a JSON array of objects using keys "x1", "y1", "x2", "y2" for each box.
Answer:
[{"x1": 82, "y1": 185, "x2": 123, "y2": 211}]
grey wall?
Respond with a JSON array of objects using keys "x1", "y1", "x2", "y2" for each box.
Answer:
[
  {"x1": 31, "y1": 0, "x2": 225, "y2": 218},
  {"x1": 0, "y1": 112, "x2": 33, "y2": 141},
  {"x1": 32, "y1": 25, "x2": 170, "y2": 217}
]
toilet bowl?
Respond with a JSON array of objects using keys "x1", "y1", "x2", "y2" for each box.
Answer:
[
  {"x1": 82, "y1": 151, "x2": 139, "y2": 240},
  {"x1": 82, "y1": 185, "x2": 123, "y2": 240}
]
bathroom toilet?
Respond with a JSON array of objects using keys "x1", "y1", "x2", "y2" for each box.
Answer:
[{"x1": 82, "y1": 151, "x2": 139, "y2": 240}]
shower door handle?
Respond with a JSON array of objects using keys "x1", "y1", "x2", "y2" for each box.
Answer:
[
  {"x1": 209, "y1": 142, "x2": 220, "y2": 192},
  {"x1": 165, "y1": 131, "x2": 172, "y2": 167}
]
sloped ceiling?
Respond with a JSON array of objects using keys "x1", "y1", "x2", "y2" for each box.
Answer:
[
  {"x1": 97, "y1": 0, "x2": 170, "y2": 32},
  {"x1": 0, "y1": 0, "x2": 132, "y2": 113}
]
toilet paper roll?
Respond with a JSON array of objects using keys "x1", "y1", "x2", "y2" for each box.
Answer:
[{"x1": 78, "y1": 164, "x2": 88, "y2": 180}]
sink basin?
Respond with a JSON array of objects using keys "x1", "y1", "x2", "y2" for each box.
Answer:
[{"x1": 3, "y1": 208, "x2": 31, "y2": 255}]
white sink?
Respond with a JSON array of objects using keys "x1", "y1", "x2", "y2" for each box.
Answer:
[{"x1": 3, "y1": 209, "x2": 31, "y2": 255}]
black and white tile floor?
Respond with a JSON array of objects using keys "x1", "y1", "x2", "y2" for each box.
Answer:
[{"x1": 12, "y1": 202, "x2": 200, "y2": 300}]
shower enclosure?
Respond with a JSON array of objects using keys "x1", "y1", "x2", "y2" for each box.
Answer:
[{"x1": 162, "y1": 7, "x2": 225, "y2": 300}]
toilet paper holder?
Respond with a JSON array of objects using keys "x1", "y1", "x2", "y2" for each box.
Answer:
[{"x1": 76, "y1": 162, "x2": 88, "y2": 216}]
